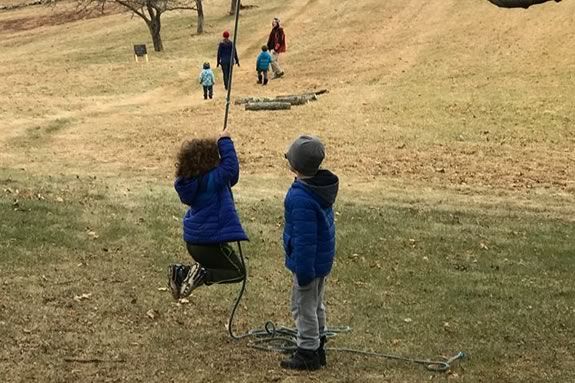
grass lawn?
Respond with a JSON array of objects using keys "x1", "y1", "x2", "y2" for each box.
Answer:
[{"x1": 1, "y1": 0, "x2": 574, "y2": 381}]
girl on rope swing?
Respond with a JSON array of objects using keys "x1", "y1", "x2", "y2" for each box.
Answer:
[{"x1": 168, "y1": 128, "x2": 248, "y2": 300}]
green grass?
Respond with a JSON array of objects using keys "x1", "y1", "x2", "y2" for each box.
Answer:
[{"x1": 1, "y1": 170, "x2": 573, "y2": 382}]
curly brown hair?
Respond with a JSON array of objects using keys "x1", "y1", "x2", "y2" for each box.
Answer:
[{"x1": 175, "y1": 139, "x2": 220, "y2": 178}]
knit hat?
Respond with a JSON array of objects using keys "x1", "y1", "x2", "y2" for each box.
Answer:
[
  {"x1": 273, "y1": 17, "x2": 280, "y2": 25},
  {"x1": 203, "y1": 62, "x2": 210, "y2": 69},
  {"x1": 285, "y1": 135, "x2": 325, "y2": 177},
  {"x1": 223, "y1": 31, "x2": 230, "y2": 38}
]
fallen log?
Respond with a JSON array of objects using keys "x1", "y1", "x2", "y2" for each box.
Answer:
[
  {"x1": 274, "y1": 94, "x2": 317, "y2": 105},
  {"x1": 0, "y1": 0, "x2": 43, "y2": 10},
  {"x1": 235, "y1": 89, "x2": 328, "y2": 105},
  {"x1": 245, "y1": 102, "x2": 291, "y2": 111},
  {"x1": 236, "y1": 95, "x2": 315, "y2": 106}
]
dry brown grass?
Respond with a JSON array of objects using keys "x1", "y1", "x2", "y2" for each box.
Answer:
[{"x1": 1, "y1": 0, "x2": 574, "y2": 192}]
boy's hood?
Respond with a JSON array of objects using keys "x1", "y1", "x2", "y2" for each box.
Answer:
[{"x1": 297, "y1": 169, "x2": 339, "y2": 208}]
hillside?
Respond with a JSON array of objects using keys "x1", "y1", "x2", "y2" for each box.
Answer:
[
  {"x1": 1, "y1": 0, "x2": 573, "y2": 191},
  {"x1": 1, "y1": 1, "x2": 574, "y2": 382}
]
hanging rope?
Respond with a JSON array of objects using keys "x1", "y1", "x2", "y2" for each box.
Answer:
[
  {"x1": 220, "y1": 0, "x2": 465, "y2": 373},
  {"x1": 222, "y1": 0, "x2": 242, "y2": 132}
]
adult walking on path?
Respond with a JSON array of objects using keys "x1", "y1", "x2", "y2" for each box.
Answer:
[
  {"x1": 267, "y1": 17, "x2": 286, "y2": 79},
  {"x1": 217, "y1": 31, "x2": 240, "y2": 91}
]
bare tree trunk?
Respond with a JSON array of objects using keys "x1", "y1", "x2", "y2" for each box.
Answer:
[
  {"x1": 147, "y1": 16, "x2": 163, "y2": 52},
  {"x1": 196, "y1": 0, "x2": 204, "y2": 34},
  {"x1": 229, "y1": 0, "x2": 241, "y2": 15}
]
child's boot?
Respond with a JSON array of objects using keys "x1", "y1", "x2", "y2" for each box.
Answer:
[
  {"x1": 168, "y1": 264, "x2": 190, "y2": 300},
  {"x1": 317, "y1": 336, "x2": 327, "y2": 366},
  {"x1": 280, "y1": 348, "x2": 321, "y2": 371},
  {"x1": 263, "y1": 78, "x2": 268, "y2": 86},
  {"x1": 180, "y1": 263, "x2": 207, "y2": 298},
  {"x1": 257, "y1": 74, "x2": 262, "y2": 84}
]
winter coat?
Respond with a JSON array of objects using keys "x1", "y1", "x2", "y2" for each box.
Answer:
[
  {"x1": 256, "y1": 51, "x2": 273, "y2": 71},
  {"x1": 175, "y1": 137, "x2": 248, "y2": 244},
  {"x1": 217, "y1": 39, "x2": 240, "y2": 66},
  {"x1": 267, "y1": 26, "x2": 286, "y2": 53},
  {"x1": 199, "y1": 68, "x2": 215, "y2": 86},
  {"x1": 283, "y1": 170, "x2": 339, "y2": 286}
]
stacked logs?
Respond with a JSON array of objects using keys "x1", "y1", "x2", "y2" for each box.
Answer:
[{"x1": 235, "y1": 89, "x2": 328, "y2": 111}]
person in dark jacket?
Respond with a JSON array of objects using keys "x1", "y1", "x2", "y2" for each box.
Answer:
[
  {"x1": 217, "y1": 31, "x2": 240, "y2": 91},
  {"x1": 267, "y1": 17, "x2": 286, "y2": 78},
  {"x1": 168, "y1": 130, "x2": 248, "y2": 300},
  {"x1": 280, "y1": 135, "x2": 339, "y2": 371}
]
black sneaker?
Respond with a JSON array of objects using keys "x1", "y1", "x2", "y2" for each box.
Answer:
[
  {"x1": 280, "y1": 348, "x2": 321, "y2": 371},
  {"x1": 180, "y1": 264, "x2": 207, "y2": 298},
  {"x1": 168, "y1": 264, "x2": 190, "y2": 300},
  {"x1": 317, "y1": 336, "x2": 327, "y2": 366}
]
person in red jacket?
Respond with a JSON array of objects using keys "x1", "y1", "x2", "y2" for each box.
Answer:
[{"x1": 267, "y1": 17, "x2": 286, "y2": 79}]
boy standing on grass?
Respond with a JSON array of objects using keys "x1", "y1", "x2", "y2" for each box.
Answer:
[
  {"x1": 256, "y1": 45, "x2": 272, "y2": 85},
  {"x1": 280, "y1": 135, "x2": 339, "y2": 370},
  {"x1": 199, "y1": 62, "x2": 215, "y2": 100}
]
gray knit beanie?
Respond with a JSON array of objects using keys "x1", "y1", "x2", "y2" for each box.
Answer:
[{"x1": 285, "y1": 135, "x2": 325, "y2": 177}]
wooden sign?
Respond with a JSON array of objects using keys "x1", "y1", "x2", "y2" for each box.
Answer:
[{"x1": 133, "y1": 44, "x2": 148, "y2": 62}]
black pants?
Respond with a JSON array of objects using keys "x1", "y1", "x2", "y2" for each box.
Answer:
[
  {"x1": 257, "y1": 70, "x2": 268, "y2": 85},
  {"x1": 203, "y1": 85, "x2": 213, "y2": 99},
  {"x1": 186, "y1": 243, "x2": 245, "y2": 284},
  {"x1": 220, "y1": 63, "x2": 231, "y2": 90}
]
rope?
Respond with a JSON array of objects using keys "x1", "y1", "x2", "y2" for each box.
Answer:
[
  {"x1": 221, "y1": 0, "x2": 465, "y2": 373},
  {"x1": 222, "y1": 0, "x2": 241, "y2": 132},
  {"x1": 227, "y1": 242, "x2": 465, "y2": 372}
]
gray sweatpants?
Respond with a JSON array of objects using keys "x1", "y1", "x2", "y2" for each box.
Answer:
[{"x1": 291, "y1": 274, "x2": 326, "y2": 350}]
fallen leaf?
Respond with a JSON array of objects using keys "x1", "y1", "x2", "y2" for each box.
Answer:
[
  {"x1": 146, "y1": 309, "x2": 159, "y2": 320},
  {"x1": 157, "y1": 287, "x2": 168, "y2": 292},
  {"x1": 87, "y1": 231, "x2": 99, "y2": 239},
  {"x1": 73, "y1": 293, "x2": 92, "y2": 302},
  {"x1": 404, "y1": 318, "x2": 413, "y2": 323}
]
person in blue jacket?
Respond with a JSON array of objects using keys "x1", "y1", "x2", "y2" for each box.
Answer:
[
  {"x1": 280, "y1": 135, "x2": 339, "y2": 370},
  {"x1": 168, "y1": 129, "x2": 248, "y2": 300},
  {"x1": 256, "y1": 45, "x2": 273, "y2": 85},
  {"x1": 199, "y1": 62, "x2": 215, "y2": 100}
]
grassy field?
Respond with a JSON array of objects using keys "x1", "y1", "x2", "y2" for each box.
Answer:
[{"x1": 1, "y1": 0, "x2": 574, "y2": 382}]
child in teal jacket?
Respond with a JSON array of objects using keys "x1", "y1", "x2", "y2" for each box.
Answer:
[
  {"x1": 256, "y1": 46, "x2": 273, "y2": 85},
  {"x1": 199, "y1": 62, "x2": 215, "y2": 99}
]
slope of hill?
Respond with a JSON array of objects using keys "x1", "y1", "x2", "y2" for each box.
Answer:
[
  {"x1": 1, "y1": 2, "x2": 574, "y2": 382},
  {"x1": 1, "y1": 0, "x2": 573, "y2": 192}
]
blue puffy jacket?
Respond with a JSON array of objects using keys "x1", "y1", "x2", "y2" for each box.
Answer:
[
  {"x1": 283, "y1": 170, "x2": 339, "y2": 286},
  {"x1": 175, "y1": 137, "x2": 248, "y2": 244},
  {"x1": 256, "y1": 51, "x2": 272, "y2": 71}
]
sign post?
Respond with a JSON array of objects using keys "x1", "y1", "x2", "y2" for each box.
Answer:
[{"x1": 133, "y1": 44, "x2": 148, "y2": 63}]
